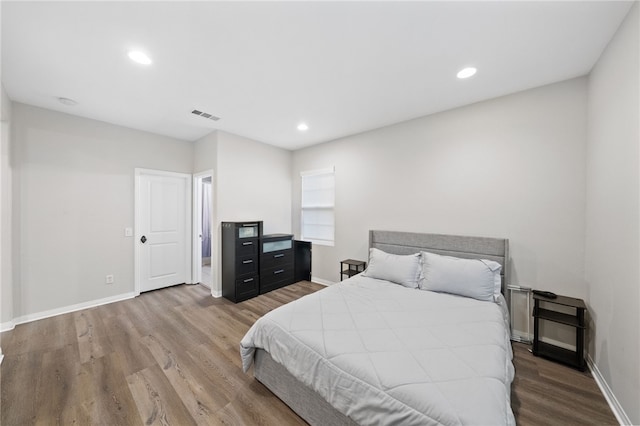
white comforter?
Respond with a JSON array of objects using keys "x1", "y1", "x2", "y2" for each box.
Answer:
[{"x1": 240, "y1": 275, "x2": 516, "y2": 425}]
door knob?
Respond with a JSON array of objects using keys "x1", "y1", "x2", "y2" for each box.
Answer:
[{"x1": 140, "y1": 235, "x2": 147, "y2": 243}]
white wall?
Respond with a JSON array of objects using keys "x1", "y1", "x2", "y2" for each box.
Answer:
[
  {"x1": 3, "y1": 104, "x2": 293, "y2": 320},
  {"x1": 585, "y1": 3, "x2": 639, "y2": 424},
  {"x1": 194, "y1": 131, "x2": 218, "y2": 294},
  {"x1": 1, "y1": 84, "x2": 13, "y2": 324},
  {"x1": 293, "y1": 78, "x2": 588, "y2": 303},
  {"x1": 193, "y1": 131, "x2": 217, "y2": 175},
  {"x1": 216, "y1": 131, "x2": 292, "y2": 234},
  {"x1": 215, "y1": 130, "x2": 293, "y2": 295},
  {"x1": 10, "y1": 103, "x2": 193, "y2": 318}
]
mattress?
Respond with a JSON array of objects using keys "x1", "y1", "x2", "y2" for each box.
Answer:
[{"x1": 241, "y1": 275, "x2": 516, "y2": 425}]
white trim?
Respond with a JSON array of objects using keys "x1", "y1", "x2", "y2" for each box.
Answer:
[
  {"x1": 0, "y1": 319, "x2": 15, "y2": 333},
  {"x1": 300, "y1": 166, "x2": 335, "y2": 177},
  {"x1": 587, "y1": 355, "x2": 631, "y2": 426},
  {"x1": 510, "y1": 330, "x2": 533, "y2": 344},
  {"x1": 135, "y1": 168, "x2": 193, "y2": 180},
  {"x1": 134, "y1": 168, "x2": 192, "y2": 295},
  {"x1": 0, "y1": 292, "x2": 136, "y2": 333},
  {"x1": 0, "y1": 319, "x2": 15, "y2": 332},
  {"x1": 311, "y1": 276, "x2": 335, "y2": 286},
  {"x1": 211, "y1": 288, "x2": 222, "y2": 298}
]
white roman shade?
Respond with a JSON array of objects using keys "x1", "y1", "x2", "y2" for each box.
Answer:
[{"x1": 301, "y1": 167, "x2": 335, "y2": 245}]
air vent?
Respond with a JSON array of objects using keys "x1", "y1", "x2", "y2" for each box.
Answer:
[{"x1": 191, "y1": 109, "x2": 220, "y2": 121}]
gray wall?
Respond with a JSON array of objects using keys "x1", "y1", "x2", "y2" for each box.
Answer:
[
  {"x1": 216, "y1": 130, "x2": 292, "y2": 235},
  {"x1": 585, "y1": 3, "x2": 639, "y2": 424},
  {"x1": 193, "y1": 130, "x2": 294, "y2": 297},
  {"x1": 293, "y1": 77, "x2": 588, "y2": 304},
  {"x1": 10, "y1": 104, "x2": 194, "y2": 318},
  {"x1": 1, "y1": 84, "x2": 13, "y2": 324},
  {"x1": 193, "y1": 131, "x2": 217, "y2": 175},
  {"x1": 215, "y1": 130, "x2": 293, "y2": 297},
  {"x1": 193, "y1": 131, "x2": 218, "y2": 293},
  {"x1": 2, "y1": 107, "x2": 293, "y2": 323}
]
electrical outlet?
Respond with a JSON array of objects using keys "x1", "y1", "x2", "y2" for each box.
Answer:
[{"x1": 105, "y1": 275, "x2": 114, "y2": 284}]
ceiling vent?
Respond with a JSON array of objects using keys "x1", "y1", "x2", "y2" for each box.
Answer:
[{"x1": 191, "y1": 109, "x2": 220, "y2": 121}]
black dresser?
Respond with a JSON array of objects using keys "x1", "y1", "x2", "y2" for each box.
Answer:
[
  {"x1": 260, "y1": 234, "x2": 295, "y2": 294},
  {"x1": 222, "y1": 222, "x2": 311, "y2": 303},
  {"x1": 221, "y1": 221, "x2": 262, "y2": 302}
]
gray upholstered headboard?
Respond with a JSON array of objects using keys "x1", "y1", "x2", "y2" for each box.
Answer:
[{"x1": 369, "y1": 230, "x2": 510, "y2": 293}]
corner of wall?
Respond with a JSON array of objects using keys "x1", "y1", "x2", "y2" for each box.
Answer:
[
  {"x1": 0, "y1": 84, "x2": 14, "y2": 325},
  {"x1": 584, "y1": 3, "x2": 639, "y2": 424}
]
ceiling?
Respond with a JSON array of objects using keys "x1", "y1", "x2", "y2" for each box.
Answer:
[{"x1": 1, "y1": 1, "x2": 634, "y2": 150}]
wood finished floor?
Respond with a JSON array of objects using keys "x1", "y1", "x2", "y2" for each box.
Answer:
[{"x1": 1, "y1": 282, "x2": 617, "y2": 425}]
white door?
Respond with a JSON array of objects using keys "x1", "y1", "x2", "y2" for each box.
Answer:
[{"x1": 136, "y1": 169, "x2": 191, "y2": 293}]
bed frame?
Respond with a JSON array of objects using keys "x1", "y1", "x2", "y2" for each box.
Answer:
[{"x1": 253, "y1": 230, "x2": 509, "y2": 425}]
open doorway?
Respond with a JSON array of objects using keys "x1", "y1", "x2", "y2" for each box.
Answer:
[{"x1": 193, "y1": 171, "x2": 214, "y2": 288}]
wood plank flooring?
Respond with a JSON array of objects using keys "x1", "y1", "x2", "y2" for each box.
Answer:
[{"x1": 1, "y1": 282, "x2": 617, "y2": 425}]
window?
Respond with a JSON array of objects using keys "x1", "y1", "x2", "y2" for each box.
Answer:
[{"x1": 301, "y1": 167, "x2": 335, "y2": 246}]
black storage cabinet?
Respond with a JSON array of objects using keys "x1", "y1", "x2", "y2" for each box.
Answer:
[
  {"x1": 260, "y1": 234, "x2": 295, "y2": 294},
  {"x1": 294, "y1": 240, "x2": 312, "y2": 282},
  {"x1": 221, "y1": 221, "x2": 262, "y2": 302}
]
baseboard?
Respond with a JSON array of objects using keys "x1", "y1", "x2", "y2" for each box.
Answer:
[
  {"x1": 0, "y1": 292, "x2": 137, "y2": 332},
  {"x1": 0, "y1": 319, "x2": 16, "y2": 333},
  {"x1": 510, "y1": 329, "x2": 532, "y2": 344},
  {"x1": 211, "y1": 288, "x2": 222, "y2": 298},
  {"x1": 311, "y1": 276, "x2": 335, "y2": 286},
  {"x1": 587, "y1": 354, "x2": 631, "y2": 425}
]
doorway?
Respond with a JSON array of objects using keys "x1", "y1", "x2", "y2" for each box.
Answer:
[{"x1": 193, "y1": 171, "x2": 214, "y2": 289}]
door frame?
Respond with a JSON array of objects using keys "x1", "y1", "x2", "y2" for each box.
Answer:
[
  {"x1": 192, "y1": 170, "x2": 214, "y2": 288},
  {"x1": 134, "y1": 168, "x2": 192, "y2": 296}
]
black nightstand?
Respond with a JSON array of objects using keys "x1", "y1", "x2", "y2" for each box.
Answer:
[
  {"x1": 532, "y1": 293, "x2": 586, "y2": 371},
  {"x1": 340, "y1": 259, "x2": 366, "y2": 281}
]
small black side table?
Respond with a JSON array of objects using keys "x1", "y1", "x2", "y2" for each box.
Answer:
[
  {"x1": 340, "y1": 259, "x2": 366, "y2": 281},
  {"x1": 532, "y1": 293, "x2": 586, "y2": 371}
]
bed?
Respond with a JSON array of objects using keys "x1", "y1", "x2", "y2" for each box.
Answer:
[{"x1": 241, "y1": 230, "x2": 515, "y2": 425}]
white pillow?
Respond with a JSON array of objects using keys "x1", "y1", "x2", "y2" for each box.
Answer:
[
  {"x1": 420, "y1": 251, "x2": 502, "y2": 302},
  {"x1": 362, "y1": 248, "x2": 421, "y2": 288}
]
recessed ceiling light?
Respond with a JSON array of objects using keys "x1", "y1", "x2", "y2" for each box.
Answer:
[
  {"x1": 297, "y1": 123, "x2": 309, "y2": 131},
  {"x1": 128, "y1": 50, "x2": 152, "y2": 65},
  {"x1": 58, "y1": 97, "x2": 77, "y2": 106},
  {"x1": 457, "y1": 67, "x2": 477, "y2": 79}
]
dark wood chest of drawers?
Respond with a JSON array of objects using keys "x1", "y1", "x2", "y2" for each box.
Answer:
[
  {"x1": 260, "y1": 234, "x2": 295, "y2": 294},
  {"x1": 222, "y1": 223, "x2": 300, "y2": 303},
  {"x1": 221, "y1": 221, "x2": 262, "y2": 302}
]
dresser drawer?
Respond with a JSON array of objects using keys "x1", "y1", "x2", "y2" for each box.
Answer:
[
  {"x1": 236, "y1": 238, "x2": 258, "y2": 256},
  {"x1": 260, "y1": 250, "x2": 294, "y2": 269},
  {"x1": 260, "y1": 276, "x2": 294, "y2": 294},
  {"x1": 236, "y1": 255, "x2": 258, "y2": 276},
  {"x1": 260, "y1": 264, "x2": 294, "y2": 287},
  {"x1": 235, "y1": 275, "x2": 259, "y2": 301}
]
